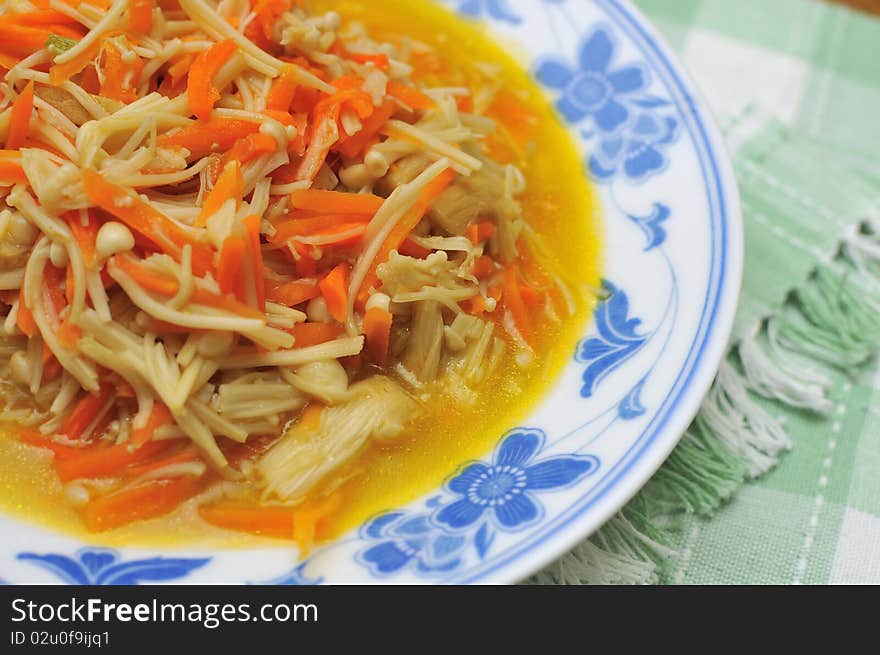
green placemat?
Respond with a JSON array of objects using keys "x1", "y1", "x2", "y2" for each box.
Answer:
[{"x1": 536, "y1": 0, "x2": 880, "y2": 585}]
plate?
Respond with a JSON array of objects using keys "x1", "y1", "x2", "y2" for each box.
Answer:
[{"x1": 0, "y1": 0, "x2": 742, "y2": 585}]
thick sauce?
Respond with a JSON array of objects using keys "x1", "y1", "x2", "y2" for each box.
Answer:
[{"x1": 0, "y1": 0, "x2": 601, "y2": 547}]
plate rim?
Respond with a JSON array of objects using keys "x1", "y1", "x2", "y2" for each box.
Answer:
[{"x1": 455, "y1": 0, "x2": 745, "y2": 584}]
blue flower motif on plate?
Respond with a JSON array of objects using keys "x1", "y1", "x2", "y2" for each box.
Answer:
[
  {"x1": 435, "y1": 429, "x2": 599, "y2": 532},
  {"x1": 357, "y1": 512, "x2": 468, "y2": 577},
  {"x1": 16, "y1": 547, "x2": 210, "y2": 584},
  {"x1": 576, "y1": 281, "x2": 647, "y2": 398},
  {"x1": 444, "y1": 0, "x2": 522, "y2": 23},
  {"x1": 535, "y1": 24, "x2": 680, "y2": 182},
  {"x1": 626, "y1": 202, "x2": 671, "y2": 251},
  {"x1": 355, "y1": 429, "x2": 598, "y2": 578}
]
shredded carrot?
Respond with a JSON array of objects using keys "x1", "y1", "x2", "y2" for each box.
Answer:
[
  {"x1": 129, "y1": 0, "x2": 154, "y2": 34},
  {"x1": 18, "y1": 429, "x2": 90, "y2": 460},
  {"x1": 82, "y1": 169, "x2": 214, "y2": 275},
  {"x1": 318, "y1": 262, "x2": 349, "y2": 323},
  {"x1": 197, "y1": 159, "x2": 241, "y2": 226},
  {"x1": 64, "y1": 211, "x2": 100, "y2": 267},
  {"x1": 199, "y1": 501, "x2": 296, "y2": 539},
  {"x1": 387, "y1": 81, "x2": 434, "y2": 111},
  {"x1": 83, "y1": 476, "x2": 202, "y2": 531},
  {"x1": 265, "y1": 279, "x2": 320, "y2": 307},
  {"x1": 288, "y1": 189, "x2": 383, "y2": 215},
  {"x1": 0, "y1": 158, "x2": 28, "y2": 184},
  {"x1": 217, "y1": 234, "x2": 248, "y2": 305},
  {"x1": 5, "y1": 80, "x2": 34, "y2": 150},
  {"x1": 57, "y1": 318, "x2": 82, "y2": 348},
  {"x1": 131, "y1": 401, "x2": 172, "y2": 447},
  {"x1": 357, "y1": 167, "x2": 456, "y2": 305},
  {"x1": 56, "y1": 439, "x2": 171, "y2": 483},
  {"x1": 467, "y1": 221, "x2": 495, "y2": 244},
  {"x1": 265, "y1": 66, "x2": 298, "y2": 111},
  {"x1": 126, "y1": 445, "x2": 200, "y2": 477},
  {"x1": 156, "y1": 117, "x2": 261, "y2": 160},
  {"x1": 49, "y1": 40, "x2": 98, "y2": 83},
  {"x1": 0, "y1": 10, "x2": 79, "y2": 28},
  {"x1": 243, "y1": 214, "x2": 266, "y2": 312},
  {"x1": 187, "y1": 39, "x2": 238, "y2": 121},
  {"x1": 98, "y1": 41, "x2": 143, "y2": 104},
  {"x1": 363, "y1": 306, "x2": 392, "y2": 364},
  {"x1": 335, "y1": 99, "x2": 395, "y2": 158},
  {"x1": 61, "y1": 385, "x2": 114, "y2": 441},
  {"x1": 291, "y1": 491, "x2": 342, "y2": 552},
  {"x1": 217, "y1": 132, "x2": 277, "y2": 172},
  {"x1": 501, "y1": 266, "x2": 533, "y2": 347},
  {"x1": 294, "y1": 112, "x2": 338, "y2": 182},
  {"x1": 271, "y1": 214, "x2": 370, "y2": 243},
  {"x1": 472, "y1": 255, "x2": 496, "y2": 279},
  {"x1": 289, "y1": 222, "x2": 366, "y2": 248},
  {"x1": 397, "y1": 237, "x2": 433, "y2": 259},
  {"x1": 16, "y1": 285, "x2": 36, "y2": 338},
  {"x1": 290, "y1": 321, "x2": 344, "y2": 347},
  {"x1": 111, "y1": 254, "x2": 262, "y2": 319}
]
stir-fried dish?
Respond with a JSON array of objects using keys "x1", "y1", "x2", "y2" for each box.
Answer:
[{"x1": 0, "y1": 0, "x2": 600, "y2": 547}]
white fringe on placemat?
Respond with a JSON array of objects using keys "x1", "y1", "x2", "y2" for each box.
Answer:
[{"x1": 534, "y1": 221, "x2": 880, "y2": 585}]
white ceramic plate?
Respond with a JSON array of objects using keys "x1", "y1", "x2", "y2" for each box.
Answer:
[{"x1": 0, "y1": 0, "x2": 742, "y2": 585}]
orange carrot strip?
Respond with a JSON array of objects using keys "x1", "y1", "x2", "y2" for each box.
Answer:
[
  {"x1": 318, "y1": 262, "x2": 349, "y2": 323},
  {"x1": 387, "y1": 81, "x2": 434, "y2": 111},
  {"x1": 217, "y1": 234, "x2": 248, "y2": 305},
  {"x1": 157, "y1": 118, "x2": 260, "y2": 160},
  {"x1": 472, "y1": 255, "x2": 496, "y2": 279},
  {"x1": 294, "y1": 111, "x2": 338, "y2": 182},
  {"x1": 64, "y1": 210, "x2": 100, "y2": 267},
  {"x1": 292, "y1": 223, "x2": 366, "y2": 248},
  {"x1": 199, "y1": 501, "x2": 296, "y2": 539},
  {"x1": 125, "y1": 445, "x2": 200, "y2": 477},
  {"x1": 18, "y1": 430, "x2": 89, "y2": 460},
  {"x1": 501, "y1": 266, "x2": 533, "y2": 347},
  {"x1": 48, "y1": 37, "x2": 102, "y2": 84},
  {"x1": 83, "y1": 476, "x2": 202, "y2": 531},
  {"x1": 98, "y1": 41, "x2": 143, "y2": 104},
  {"x1": 82, "y1": 169, "x2": 213, "y2": 274},
  {"x1": 265, "y1": 70, "x2": 298, "y2": 111},
  {"x1": 16, "y1": 285, "x2": 36, "y2": 337},
  {"x1": 129, "y1": 0, "x2": 154, "y2": 34},
  {"x1": 467, "y1": 221, "x2": 495, "y2": 244},
  {"x1": 130, "y1": 401, "x2": 171, "y2": 447},
  {"x1": 290, "y1": 322, "x2": 344, "y2": 347},
  {"x1": 271, "y1": 214, "x2": 369, "y2": 243},
  {"x1": 363, "y1": 306, "x2": 392, "y2": 364},
  {"x1": 244, "y1": 214, "x2": 265, "y2": 311},
  {"x1": 217, "y1": 132, "x2": 276, "y2": 172},
  {"x1": 56, "y1": 439, "x2": 171, "y2": 483},
  {"x1": 57, "y1": 318, "x2": 81, "y2": 348},
  {"x1": 335, "y1": 99, "x2": 395, "y2": 158},
  {"x1": 187, "y1": 39, "x2": 238, "y2": 121},
  {"x1": 61, "y1": 386, "x2": 114, "y2": 441},
  {"x1": 357, "y1": 168, "x2": 456, "y2": 305},
  {"x1": 5, "y1": 80, "x2": 34, "y2": 150},
  {"x1": 265, "y1": 279, "x2": 319, "y2": 307},
  {"x1": 197, "y1": 159, "x2": 241, "y2": 226},
  {"x1": 0, "y1": 10, "x2": 78, "y2": 28},
  {"x1": 0, "y1": 159, "x2": 28, "y2": 184},
  {"x1": 111, "y1": 254, "x2": 261, "y2": 318},
  {"x1": 288, "y1": 189, "x2": 383, "y2": 215}
]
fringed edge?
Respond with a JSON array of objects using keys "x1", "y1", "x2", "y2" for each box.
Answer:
[{"x1": 535, "y1": 221, "x2": 880, "y2": 585}]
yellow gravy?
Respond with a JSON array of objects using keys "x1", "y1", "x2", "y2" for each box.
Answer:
[{"x1": 0, "y1": 0, "x2": 602, "y2": 547}]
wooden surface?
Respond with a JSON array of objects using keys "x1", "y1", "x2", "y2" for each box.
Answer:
[{"x1": 828, "y1": 0, "x2": 880, "y2": 14}]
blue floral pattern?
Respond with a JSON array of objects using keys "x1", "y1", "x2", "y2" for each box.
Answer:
[
  {"x1": 576, "y1": 281, "x2": 647, "y2": 398},
  {"x1": 356, "y1": 429, "x2": 599, "y2": 578},
  {"x1": 444, "y1": 0, "x2": 522, "y2": 23},
  {"x1": 16, "y1": 548, "x2": 210, "y2": 584},
  {"x1": 535, "y1": 24, "x2": 680, "y2": 182}
]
